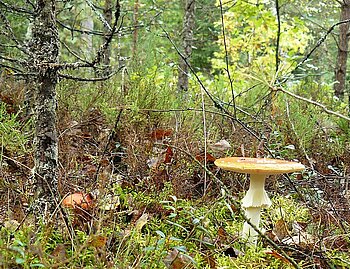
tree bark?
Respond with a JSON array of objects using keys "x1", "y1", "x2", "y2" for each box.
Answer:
[
  {"x1": 177, "y1": 0, "x2": 195, "y2": 92},
  {"x1": 103, "y1": 0, "x2": 113, "y2": 75},
  {"x1": 29, "y1": 0, "x2": 59, "y2": 215},
  {"x1": 132, "y1": 0, "x2": 139, "y2": 60},
  {"x1": 81, "y1": 4, "x2": 94, "y2": 61},
  {"x1": 334, "y1": 0, "x2": 350, "y2": 100}
]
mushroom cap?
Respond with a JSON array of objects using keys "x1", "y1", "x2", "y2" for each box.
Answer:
[
  {"x1": 62, "y1": 192, "x2": 94, "y2": 210},
  {"x1": 215, "y1": 157, "x2": 305, "y2": 175}
]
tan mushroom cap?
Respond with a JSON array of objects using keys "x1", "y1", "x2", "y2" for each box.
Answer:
[
  {"x1": 62, "y1": 192, "x2": 94, "y2": 210},
  {"x1": 214, "y1": 157, "x2": 305, "y2": 175}
]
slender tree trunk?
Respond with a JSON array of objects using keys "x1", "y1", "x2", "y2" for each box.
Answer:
[
  {"x1": 177, "y1": 0, "x2": 195, "y2": 92},
  {"x1": 103, "y1": 0, "x2": 113, "y2": 75},
  {"x1": 132, "y1": 0, "x2": 139, "y2": 60},
  {"x1": 81, "y1": 3, "x2": 94, "y2": 61},
  {"x1": 24, "y1": 22, "x2": 35, "y2": 117},
  {"x1": 334, "y1": 0, "x2": 350, "y2": 100},
  {"x1": 29, "y1": 0, "x2": 59, "y2": 215}
]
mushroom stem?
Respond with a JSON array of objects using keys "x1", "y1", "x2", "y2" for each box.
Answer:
[
  {"x1": 242, "y1": 207, "x2": 261, "y2": 243},
  {"x1": 241, "y1": 174, "x2": 272, "y2": 244}
]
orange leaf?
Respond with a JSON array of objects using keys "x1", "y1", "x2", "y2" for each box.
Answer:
[
  {"x1": 148, "y1": 129, "x2": 173, "y2": 140},
  {"x1": 195, "y1": 152, "x2": 216, "y2": 163},
  {"x1": 265, "y1": 249, "x2": 290, "y2": 265},
  {"x1": 164, "y1": 146, "x2": 173, "y2": 164}
]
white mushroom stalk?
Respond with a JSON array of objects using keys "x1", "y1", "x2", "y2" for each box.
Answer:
[{"x1": 241, "y1": 173, "x2": 272, "y2": 244}]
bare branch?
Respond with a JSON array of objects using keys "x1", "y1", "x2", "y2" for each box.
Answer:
[
  {"x1": 277, "y1": 87, "x2": 350, "y2": 121},
  {"x1": 58, "y1": 66, "x2": 124, "y2": 81},
  {"x1": 0, "y1": 9, "x2": 21, "y2": 46},
  {"x1": 59, "y1": 40, "x2": 90, "y2": 64},
  {"x1": 0, "y1": 0, "x2": 33, "y2": 15},
  {"x1": 219, "y1": 0, "x2": 236, "y2": 117},
  {"x1": 275, "y1": 0, "x2": 281, "y2": 73},
  {"x1": 85, "y1": 0, "x2": 111, "y2": 31},
  {"x1": 280, "y1": 18, "x2": 350, "y2": 84},
  {"x1": 90, "y1": 0, "x2": 121, "y2": 67}
]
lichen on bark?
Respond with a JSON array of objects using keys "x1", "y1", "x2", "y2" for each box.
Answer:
[{"x1": 28, "y1": 0, "x2": 60, "y2": 217}]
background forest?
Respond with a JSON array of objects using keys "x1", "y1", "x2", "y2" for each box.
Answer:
[{"x1": 1, "y1": 0, "x2": 350, "y2": 268}]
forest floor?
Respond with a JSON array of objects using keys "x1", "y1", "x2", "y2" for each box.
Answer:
[{"x1": 0, "y1": 86, "x2": 350, "y2": 268}]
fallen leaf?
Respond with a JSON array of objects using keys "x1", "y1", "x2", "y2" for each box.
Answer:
[
  {"x1": 264, "y1": 249, "x2": 290, "y2": 265},
  {"x1": 163, "y1": 248, "x2": 193, "y2": 269},
  {"x1": 148, "y1": 129, "x2": 173, "y2": 141},
  {"x1": 273, "y1": 219, "x2": 290, "y2": 240},
  {"x1": 164, "y1": 146, "x2": 173, "y2": 164},
  {"x1": 51, "y1": 244, "x2": 67, "y2": 262},
  {"x1": 195, "y1": 152, "x2": 216, "y2": 163},
  {"x1": 135, "y1": 213, "x2": 149, "y2": 232},
  {"x1": 88, "y1": 235, "x2": 108, "y2": 248},
  {"x1": 210, "y1": 139, "x2": 231, "y2": 152},
  {"x1": 217, "y1": 226, "x2": 228, "y2": 243}
]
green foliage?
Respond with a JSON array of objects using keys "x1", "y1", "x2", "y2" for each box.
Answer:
[
  {"x1": 268, "y1": 196, "x2": 309, "y2": 223},
  {"x1": 0, "y1": 103, "x2": 31, "y2": 154},
  {"x1": 211, "y1": 0, "x2": 310, "y2": 107}
]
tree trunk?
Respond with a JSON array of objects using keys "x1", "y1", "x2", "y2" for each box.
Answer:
[
  {"x1": 81, "y1": 2, "x2": 94, "y2": 61},
  {"x1": 103, "y1": 0, "x2": 113, "y2": 75},
  {"x1": 334, "y1": 0, "x2": 350, "y2": 100},
  {"x1": 29, "y1": 0, "x2": 59, "y2": 216},
  {"x1": 132, "y1": 0, "x2": 140, "y2": 60},
  {"x1": 177, "y1": 0, "x2": 195, "y2": 92}
]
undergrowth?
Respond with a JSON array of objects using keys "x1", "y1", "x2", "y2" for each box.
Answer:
[{"x1": 0, "y1": 71, "x2": 350, "y2": 268}]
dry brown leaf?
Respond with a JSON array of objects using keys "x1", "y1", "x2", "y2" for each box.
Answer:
[
  {"x1": 217, "y1": 226, "x2": 228, "y2": 243},
  {"x1": 163, "y1": 248, "x2": 193, "y2": 269},
  {"x1": 148, "y1": 129, "x2": 173, "y2": 141},
  {"x1": 164, "y1": 146, "x2": 173, "y2": 164},
  {"x1": 273, "y1": 219, "x2": 290, "y2": 240},
  {"x1": 264, "y1": 249, "x2": 291, "y2": 265},
  {"x1": 51, "y1": 244, "x2": 67, "y2": 262},
  {"x1": 195, "y1": 152, "x2": 216, "y2": 163}
]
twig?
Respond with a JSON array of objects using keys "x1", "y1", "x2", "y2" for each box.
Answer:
[
  {"x1": 277, "y1": 87, "x2": 350, "y2": 121},
  {"x1": 275, "y1": 0, "x2": 281, "y2": 74},
  {"x1": 58, "y1": 67, "x2": 122, "y2": 81},
  {"x1": 219, "y1": 0, "x2": 236, "y2": 117},
  {"x1": 91, "y1": 109, "x2": 124, "y2": 187}
]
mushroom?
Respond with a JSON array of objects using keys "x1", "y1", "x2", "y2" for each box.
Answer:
[
  {"x1": 62, "y1": 192, "x2": 94, "y2": 210},
  {"x1": 214, "y1": 157, "x2": 305, "y2": 244}
]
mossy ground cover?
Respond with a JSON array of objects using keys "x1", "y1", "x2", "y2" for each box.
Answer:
[{"x1": 0, "y1": 79, "x2": 349, "y2": 268}]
